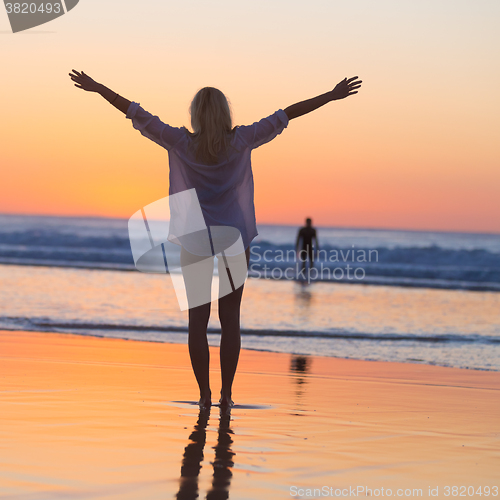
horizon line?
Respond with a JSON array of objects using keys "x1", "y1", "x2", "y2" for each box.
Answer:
[{"x1": 1, "y1": 211, "x2": 499, "y2": 237}]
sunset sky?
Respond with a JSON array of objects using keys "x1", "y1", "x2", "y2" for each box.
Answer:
[{"x1": 1, "y1": 0, "x2": 499, "y2": 232}]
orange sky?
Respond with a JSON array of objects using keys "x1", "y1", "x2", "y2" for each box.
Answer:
[{"x1": 1, "y1": 1, "x2": 499, "y2": 232}]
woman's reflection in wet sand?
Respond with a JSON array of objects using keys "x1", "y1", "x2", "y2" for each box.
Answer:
[
  {"x1": 176, "y1": 406, "x2": 235, "y2": 500},
  {"x1": 206, "y1": 407, "x2": 234, "y2": 500},
  {"x1": 176, "y1": 408, "x2": 209, "y2": 500}
]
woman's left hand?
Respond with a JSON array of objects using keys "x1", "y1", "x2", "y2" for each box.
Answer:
[
  {"x1": 331, "y1": 76, "x2": 362, "y2": 100},
  {"x1": 69, "y1": 69, "x2": 101, "y2": 93}
]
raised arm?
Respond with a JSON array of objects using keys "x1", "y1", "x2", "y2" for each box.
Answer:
[
  {"x1": 284, "y1": 76, "x2": 362, "y2": 121},
  {"x1": 69, "y1": 70, "x2": 131, "y2": 115}
]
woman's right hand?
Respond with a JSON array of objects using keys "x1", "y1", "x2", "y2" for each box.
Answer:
[{"x1": 69, "y1": 70, "x2": 102, "y2": 93}]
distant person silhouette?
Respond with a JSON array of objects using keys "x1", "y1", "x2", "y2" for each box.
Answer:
[
  {"x1": 69, "y1": 69, "x2": 361, "y2": 409},
  {"x1": 296, "y1": 218, "x2": 319, "y2": 273}
]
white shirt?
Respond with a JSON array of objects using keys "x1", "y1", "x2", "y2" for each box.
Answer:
[{"x1": 126, "y1": 102, "x2": 289, "y2": 252}]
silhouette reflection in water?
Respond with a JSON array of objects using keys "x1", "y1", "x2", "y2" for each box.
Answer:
[
  {"x1": 290, "y1": 355, "x2": 311, "y2": 415},
  {"x1": 176, "y1": 407, "x2": 235, "y2": 500},
  {"x1": 294, "y1": 282, "x2": 314, "y2": 323},
  {"x1": 291, "y1": 355, "x2": 310, "y2": 374}
]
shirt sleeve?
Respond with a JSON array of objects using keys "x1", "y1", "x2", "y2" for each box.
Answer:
[
  {"x1": 125, "y1": 102, "x2": 186, "y2": 151},
  {"x1": 237, "y1": 109, "x2": 289, "y2": 150}
]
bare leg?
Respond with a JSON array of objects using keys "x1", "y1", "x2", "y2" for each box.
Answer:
[
  {"x1": 181, "y1": 246, "x2": 215, "y2": 408},
  {"x1": 217, "y1": 248, "x2": 250, "y2": 407},
  {"x1": 299, "y1": 247, "x2": 307, "y2": 274},
  {"x1": 218, "y1": 286, "x2": 244, "y2": 406},
  {"x1": 188, "y1": 303, "x2": 212, "y2": 408}
]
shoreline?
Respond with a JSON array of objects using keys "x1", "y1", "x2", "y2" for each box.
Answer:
[
  {"x1": 2, "y1": 263, "x2": 499, "y2": 372},
  {"x1": 2, "y1": 329, "x2": 500, "y2": 384},
  {"x1": 1, "y1": 327, "x2": 499, "y2": 373}
]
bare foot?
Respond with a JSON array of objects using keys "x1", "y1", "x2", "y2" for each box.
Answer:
[
  {"x1": 199, "y1": 392, "x2": 211, "y2": 409},
  {"x1": 219, "y1": 396, "x2": 234, "y2": 408},
  {"x1": 199, "y1": 397, "x2": 211, "y2": 409}
]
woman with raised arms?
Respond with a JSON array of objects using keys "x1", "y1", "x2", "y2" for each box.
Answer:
[{"x1": 69, "y1": 69, "x2": 362, "y2": 409}]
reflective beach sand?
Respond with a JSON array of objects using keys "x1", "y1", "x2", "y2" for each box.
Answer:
[{"x1": 1, "y1": 331, "x2": 498, "y2": 499}]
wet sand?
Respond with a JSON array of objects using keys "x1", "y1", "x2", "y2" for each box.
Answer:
[{"x1": 0, "y1": 330, "x2": 499, "y2": 499}]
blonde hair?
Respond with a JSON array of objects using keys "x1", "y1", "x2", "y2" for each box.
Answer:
[{"x1": 185, "y1": 87, "x2": 235, "y2": 164}]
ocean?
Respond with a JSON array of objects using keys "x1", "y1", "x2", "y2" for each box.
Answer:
[{"x1": 1, "y1": 213, "x2": 499, "y2": 370}]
